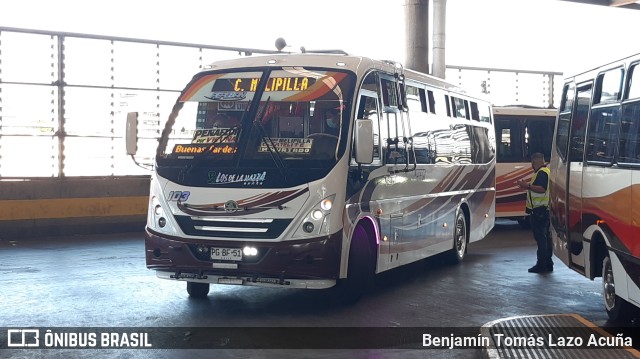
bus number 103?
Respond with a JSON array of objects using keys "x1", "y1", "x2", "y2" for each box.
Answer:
[{"x1": 167, "y1": 191, "x2": 190, "y2": 201}]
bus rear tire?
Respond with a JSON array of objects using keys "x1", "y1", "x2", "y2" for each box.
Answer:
[
  {"x1": 335, "y1": 226, "x2": 374, "y2": 304},
  {"x1": 603, "y1": 255, "x2": 636, "y2": 321},
  {"x1": 447, "y1": 210, "x2": 468, "y2": 264},
  {"x1": 187, "y1": 282, "x2": 210, "y2": 298}
]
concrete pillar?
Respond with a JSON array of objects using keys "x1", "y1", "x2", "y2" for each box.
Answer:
[
  {"x1": 404, "y1": 0, "x2": 430, "y2": 74},
  {"x1": 432, "y1": 0, "x2": 447, "y2": 79}
]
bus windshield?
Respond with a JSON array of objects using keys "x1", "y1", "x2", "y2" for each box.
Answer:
[{"x1": 155, "y1": 67, "x2": 355, "y2": 188}]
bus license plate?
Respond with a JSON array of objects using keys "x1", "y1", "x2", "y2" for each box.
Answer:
[{"x1": 211, "y1": 247, "x2": 242, "y2": 261}]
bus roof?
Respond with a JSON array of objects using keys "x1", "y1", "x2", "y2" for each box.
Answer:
[
  {"x1": 201, "y1": 53, "x2": 487, "y2": 102},
  {"x1": 565, "y1": 52, "x2": 640, "y2": 80}
]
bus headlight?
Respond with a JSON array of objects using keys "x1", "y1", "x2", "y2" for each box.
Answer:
[
  {"x1": 149, "y1": 196, "x2": 176, "y2": 234},
  {"x1": 303, "y1": 222, "x2": 315, "y2": 233},
  {"x1": 293, "y1": 194, "x2": 336, "y2": 238},
  {"x1": 243, "y1": 246, "x2": 258, "y2": 256}
]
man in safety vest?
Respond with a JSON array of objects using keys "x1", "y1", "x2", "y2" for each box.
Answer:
[{"x1": 517, "y1": 152, "x2": 553, "y2": 273}]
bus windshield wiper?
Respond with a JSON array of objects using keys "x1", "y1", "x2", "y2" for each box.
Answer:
[
  {"x1": 176, "y1": 99, "x2": 257, "y2": 183},
  {"x1": 253, "y1": 97, "x2": 288, "y2": 183}
]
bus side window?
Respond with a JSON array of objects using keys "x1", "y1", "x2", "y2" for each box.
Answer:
[
  {"x1": 568, "y1": 85, "x2": 592, "y2": 163},
  {"x1": 526, "y1": 118, "x2": 554, "y2": 161},
  {"x1": 586, "y1": 68, "x2": 623, "y2": 164},
  {"x1": 479, "y1": 104, "x2": 491, "y2": 124},
  {"x1": 383, "y1": 111, "x2": 404, "y2": 164},
  {"x1": 445, "y1": 95, "x2": 451, "y2": 117},
  {"x1": 418, "y1": 88, "x2": 428, "y2": 113},
  {"x1": 555, "y1": 83, "x2": 575, "y2": 161},
  {"x1": 408, "y1": 86, "x2": 432, "y2": 164},
  {"x1": 627, "y1": 63, "x2": 640, "y2": 100},
  {"x1": 586, "y1": 106, "x2": 620, "y2": 163},
  {"x1": 470, "y1": 102, "x2": 480, "y2": 121},
  {"x1": 451, "y1": 97, "x2": 468, "y2": 119},
  {"x1": 619, "y1": 63, "x2": 640, "y2": 164},
  {"x1": 618, "y1": 102, "x2": 640, "y2": 163},
  {"x1": 495, "y1": 119, "x2": 523, "y2": 162},
  {"x1": 427, "y1": 90, "x2": 436, "y2": 114},
  {"x1": 381, "y1": 79, "x2": 398, "y2": 108}
]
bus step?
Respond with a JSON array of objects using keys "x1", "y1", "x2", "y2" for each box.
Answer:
[{"x1": 481, "y1": 314, "x2": 639, "y2": 359}]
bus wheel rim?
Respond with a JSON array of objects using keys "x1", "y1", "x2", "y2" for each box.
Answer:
[
  {"x1": 455, "y1": 216, "x2": 466, "y2": 256},
  {"x1": 603, "y1": 259, "x2": 616, "y2": 310}
]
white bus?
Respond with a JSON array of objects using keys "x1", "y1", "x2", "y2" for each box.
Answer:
[
  {"x1": 129, "y1": 53, "x2": 496, "y2": 301},
  {"x1": 550, "y1": 53, "x2": 640, "y2": 320},
  {"x1": 494, "y1": 106, "x2": 556, "y2": 227}
]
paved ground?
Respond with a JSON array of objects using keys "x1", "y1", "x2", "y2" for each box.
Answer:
[{"x1": 0, "y1": 220, "x2": 635, "y2": 358}]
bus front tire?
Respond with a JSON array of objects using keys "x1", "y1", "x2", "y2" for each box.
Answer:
[
  {"x1": 602, "y1": 255, "x2": 636, "y2": 321},
  {"x1": 187, "y1": 282, "x2": 210, "y2": 298},
  {"x1": 335, "y1": 226, "x2": 374, "y2": 304}
]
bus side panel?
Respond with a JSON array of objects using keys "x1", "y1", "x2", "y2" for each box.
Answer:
[
  {"x1": 496, "y1": 163, "x2": 530, "y2": 218},
  {"x1": 344, "y1": 162, "x2": 494, "y2": 272},
  {"x1": 468, "y1": 164, "x2": 496, "y2": 243}
]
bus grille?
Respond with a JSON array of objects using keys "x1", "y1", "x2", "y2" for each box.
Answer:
[{"x1": 174, "y1": 215, "x2": 292, "y2": 239}]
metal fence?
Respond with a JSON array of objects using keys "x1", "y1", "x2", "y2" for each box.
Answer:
[
  {"x1": 0, "y1": 27, "x2": 278, "y2": 178},
  {"x1": 445, "y1": 65, "x2": 563, "y2": 109},
  {"x1": 0, "y1": 27, "x2": 562, "y2": 178}
]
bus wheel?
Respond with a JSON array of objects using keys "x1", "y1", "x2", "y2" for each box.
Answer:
[
  {"x1": 447, "y1": 210, "x2": 468, "y2": 264},
  {"x1": 187, "y1": 282, "x2": 210, "y2": 298},
  {"x1": 335, "y1": 226, "x2": 374, "y2": 304},
  {"x1": 602, "y1": 255, "x2": 636, "y2": 321}
]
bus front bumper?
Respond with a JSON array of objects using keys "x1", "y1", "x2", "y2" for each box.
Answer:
[{"x1": 145, "y1": 229, "x2": 343, "y2": 289}]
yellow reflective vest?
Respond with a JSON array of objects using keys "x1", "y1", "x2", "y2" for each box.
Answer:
[{"x1": 526, "y1": 167, "x2": 550, "y2": 210}]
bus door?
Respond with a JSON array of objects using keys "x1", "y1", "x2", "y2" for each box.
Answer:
[
  {"x1": 619, "y1": 82, "x2": 640, "y2": 303},
  {"x1": 495, "y1": 118, "x2": 528, "y2": 217},
  {"x1": 551, "y1": 85, "x2": 573, "y2": 265},
  {"x1": 381, "y1": 108, "x2": 405, "y2": 268},
  {"x1": 564, "y1": 83, "x2": 593, "y2": 274},
  {"x1": 351, "y1": 88, "x2": 389, "y2": 271}
]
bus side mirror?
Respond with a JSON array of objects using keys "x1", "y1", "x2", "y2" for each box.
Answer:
[
  {"x1": 125, "y1": 112, "x2": 138, "y2": 155},
  {"x1": 354, "y1": 118, "x2": 374, "y2": 164}
]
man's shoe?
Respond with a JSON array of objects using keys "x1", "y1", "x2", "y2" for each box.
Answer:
[
  {"x1": 528, "y1": 265, "x2": 541, "y2": 273},
  {"x1": 528, "y1": 265, "x2": 553, "y2": 273}
]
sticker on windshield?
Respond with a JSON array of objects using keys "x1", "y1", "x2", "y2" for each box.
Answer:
[
  {"x1": 172, "y1": 143, "x2": 237, "y2": 157},
  {"x1": 205, "y1": 91, "x2": 247, "y2": 101},
  {"x1": 192, "y1": 128, "x2": 238, "y2": 144},
  {"x1": 258, "y1": 138, "x2": 313, "y2": 154},
  {"x1": 208, "y1": 171, "x2": 267, "y2": 186}
]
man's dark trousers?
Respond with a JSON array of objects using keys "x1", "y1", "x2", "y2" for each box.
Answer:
[{"x1": 530, "y1": 207, "x2": 553, "y2": 269}]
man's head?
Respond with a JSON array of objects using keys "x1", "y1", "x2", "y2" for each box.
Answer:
[
  {"x1": 325, "y1": 109, "x2": 339, "y2": 130},
  {"x1": 531, "y1": 152, "x2": 545, "y2": 171}
]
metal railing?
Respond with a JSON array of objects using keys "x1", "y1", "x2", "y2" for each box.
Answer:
[
  {"x1": 0, "y1": 27, "x2": 278, "y2": 178},
  {"x1": 446, "y1": 65, "x2": 563, "y2": 109},
  {"x1": 0, "y1": 27, "x2": 563, "y2": 178}
]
